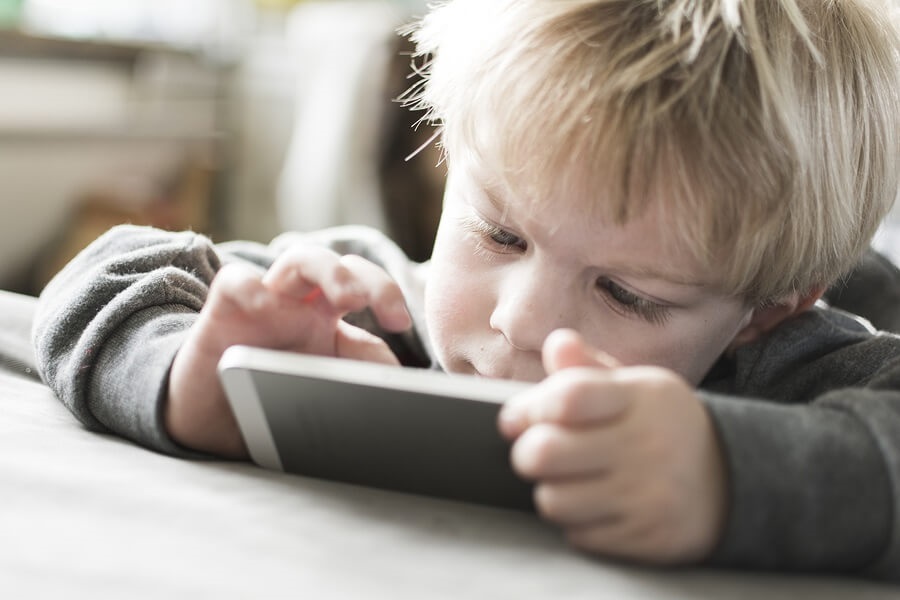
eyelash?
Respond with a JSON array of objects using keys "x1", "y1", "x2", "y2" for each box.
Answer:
[
  {"x1": 597, "y1": 277, "x2": 671, "y2": 325},
  {"x1": 461, "y1": 215, "x2": 526, "y2": 253},
  {"x1": 460, "y1": 215, "x2": 671, "y2": 325}
]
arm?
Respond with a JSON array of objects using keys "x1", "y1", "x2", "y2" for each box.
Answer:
[
  {"x1": 701, "y1": 309, "x2": 900, "y2": 579},
  {"x1": 32, "y1": 225, "x2": 224, "y2": 456},
  {"x1": 166, "y1": 245, "x2": 411, "y2": 456},
  {"x1": 707, "y1": 250, "x2": 900, "y2": 574},
  {"x1": 701, "y1": 389, "x2": 899, "y2": 577},
  {"x1": 32, "y1": 224, "x2": 413, "y2": 457},
  {"x1": 498, "y1": 330, "x2": 728, "y2": 565},
  {"x1": 499, "y1": 314, "x2": 900, "y2": 579}
]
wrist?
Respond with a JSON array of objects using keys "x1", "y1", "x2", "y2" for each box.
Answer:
[{"x1": 165, "y1": 346, "x2": 249, "y2": 459}]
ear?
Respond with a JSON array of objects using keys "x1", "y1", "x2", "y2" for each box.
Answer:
[{"x1": 728, "y1": 285, "x2": 826, "y2": 351}]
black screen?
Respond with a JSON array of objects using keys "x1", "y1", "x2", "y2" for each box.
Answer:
[{"x1": 254, "y1": 370, "x2": 534, "y2": 511}]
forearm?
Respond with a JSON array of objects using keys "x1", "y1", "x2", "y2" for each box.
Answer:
[
  {"x1": 701, "y1": 389, "x2": 900, "y2": 579},
  {"x1": 32, "y1": 225, "x2": 224, "y2": 454}
]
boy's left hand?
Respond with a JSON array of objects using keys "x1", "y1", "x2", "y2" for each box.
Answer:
[{"x1": 498, "y1": 329, "x2": 727, "y2": 565}]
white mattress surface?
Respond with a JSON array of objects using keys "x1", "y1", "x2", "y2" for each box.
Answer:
[{"x1": 1, "y1": 290, "x2": 896, "y2": 599}]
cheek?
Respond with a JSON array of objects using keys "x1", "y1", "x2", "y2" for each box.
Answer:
[
  {"x1": 654, "y1": 331, "x2": 731, "y2": 385},
  {"x1": 646, "y1": 317, "x2": 748, "y2": 384},
  {"x1": 425, "y1": 272, "x2": 464, "y2": 335},
  {"x1": 583, "y1": 316, "x2": 744, "y2": 386},
  {"x1": 424, "y1": 249, "x2": 487, "y2": 363},
  {"x1": 426, "y1": 220, "x2": 491, "y2": 326}
]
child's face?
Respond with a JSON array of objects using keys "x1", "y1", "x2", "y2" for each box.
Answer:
[{"x1": 424, "y1": 166, "x2": 756, "y2": 385}]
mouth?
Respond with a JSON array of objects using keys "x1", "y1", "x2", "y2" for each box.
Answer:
[
  {"x1": 463, "y1": 348, "x2": 544, "y2": 381},
  {"x1": 474, "y1": 371, "x2": 501, "y2": 380},
  {"x1": 472, "y1": 361, "x2": 545, "y2": 383}
]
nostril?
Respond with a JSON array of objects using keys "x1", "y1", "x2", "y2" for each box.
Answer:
[
  {"x1": 491, "y1": 324, "x2": 533, "y2": 352},
  {"x1": 490, "y1": 310, "x2": 535, "y2": 352},
  {"x1": 504, "y1": 332, "x2": 530, "y2": 351}
]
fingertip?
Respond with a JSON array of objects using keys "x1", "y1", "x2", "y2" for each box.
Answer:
[
  {"x1": 375, "y1": 299, "x2": 413, "y2": 332},
  {"x1": 210, "y1": 263, "x2": 269, "y2": 314},
  {"x1": 542, "y1": 328, "x2": 585, "y2": 373},
  {"x1": 497, "y1": 405, "x2": 526, "y2": 440},
  {"x1": 509, "y1": 424, "x2": 555, "y2": 479},
  {"x1": 335, "y1": 322, "x2": 402, "y2": 366},
  {"x1": 262, "y1": 262, "x2": 319, "y2": 304},
  {"x1": 545, "y1": 328, "x2": 582, "y2": 350},
  {"x1": 508, "y1": 430, "x2": 532, "y2": 478},
  {"x1": 543, "y1": 328, "x2": 621, "y2": 372},
  {"x1": 390, "y1": 304, "x2": 414, "y2": 331},
  {"x1": 499, "y1": 387, "x2": 536, "y2": 440}
]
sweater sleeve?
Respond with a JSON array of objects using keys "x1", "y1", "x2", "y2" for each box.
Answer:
[
  {"x1": 701, "y1": 312, "x2": 900, "y2": 580},
  {"x1": 31, "y1": 225, "x2": 275, "y2": 456},
  {"x1": 824, "y1": 249, "x2": 900, "y2": 334},
  {"x1": 31, "y1": 223, "x2": 430, "y2": 456}
]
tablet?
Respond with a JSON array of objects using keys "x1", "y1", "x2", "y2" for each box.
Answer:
[{"x1": 218, "y1": 345, "x2": 535, "y2": 511}]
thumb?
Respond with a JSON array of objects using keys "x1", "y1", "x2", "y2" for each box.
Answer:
[{"x1": 542, "y1": 328, "x2": 621, "y2": 375}]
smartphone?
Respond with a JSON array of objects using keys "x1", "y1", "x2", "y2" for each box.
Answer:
[{"x1": 218, "y1": 345, "x2": 535, "y2": 510}]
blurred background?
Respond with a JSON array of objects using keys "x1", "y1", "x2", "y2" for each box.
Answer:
[
  {"x1": 0, "y1": 0, "x2": 445, "y2": 295},
  {"x1": 2, "y1": 0, "x2": 898, "y2": 297}
]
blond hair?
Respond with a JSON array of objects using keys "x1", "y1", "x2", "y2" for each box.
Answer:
[{"x1": 403, "y1": 0, "x2": 900, "y2": 303}]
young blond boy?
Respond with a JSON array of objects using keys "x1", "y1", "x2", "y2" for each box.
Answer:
[{"x1": 33, "y1": 0, "x2": 900, "y2": 579}]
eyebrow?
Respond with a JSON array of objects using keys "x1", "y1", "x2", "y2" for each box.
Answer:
[{"x1": 480, "y1": 184, "x2": 512, "y2": 222}]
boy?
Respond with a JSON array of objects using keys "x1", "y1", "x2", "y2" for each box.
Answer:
[{"x1": 33, "y1": 0, "x2": 900, "y2": 579}]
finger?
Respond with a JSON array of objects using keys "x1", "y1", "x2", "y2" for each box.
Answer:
[
  {"x1": 510, "y1": 422, "x2": 620, "y2": 479},
  {"x1": 263, "y1": 246, "x2": 370, "y2": 310},
  {"x1": 207, "y1": 262, "x2": 274, "y2": 318},
  {"x1": 337, "y1": 254, "x2": 412, "y2": 332},
  {"x1": 263, "y1": 247, "x2": 411, "y2": 331},
  {"x1": 334, "y1": 320, "x2": 401, "y2": 366},
  {"x1": 534, "y1": 476, "x2": 626, "y2": 526},
  {"x1": 498, "y1": 368, "x2": 629, "y2": 439},
  {"x1": 565, "y1": 514, "x2": 699, "y2": 565},
  {"x1": 564, "y1": 517, "x2": 651, "y2": 562},
  {"x1": 561, "y1": 483, "x2": 713, "y2": 565},
  {"x1": 543, "y1": 328, "x2": 621, "y2": 374}
]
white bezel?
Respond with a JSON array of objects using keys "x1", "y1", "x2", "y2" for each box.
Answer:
[
  {"x1": 218, "y1": 350, "x2": 283, "y2": 471},
  {"x1": 219, "y1": 345, "x2": 529, "y2": 404}
]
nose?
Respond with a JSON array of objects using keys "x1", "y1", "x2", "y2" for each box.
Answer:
[{"x1": 489, "y1": 262, "x2": 571, "y2": 353}]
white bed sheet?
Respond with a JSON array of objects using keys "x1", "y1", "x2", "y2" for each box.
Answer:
[{"x1": 1, "y1": 290, "x2": 897, "y2": 599}]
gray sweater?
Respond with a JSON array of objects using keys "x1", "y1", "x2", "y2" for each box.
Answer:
[{"x1": 32, "y1": 224, "x2": 900, "y2": 580}]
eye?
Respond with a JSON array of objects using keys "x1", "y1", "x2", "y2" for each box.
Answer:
[
  {"x1": 461, "y1": 215, "x2": 527, "y2": 252},
  {"x1": 597, "y1": 277, "x2": 670, "y2": 325},
  {"x1": 486, "y1": 226, "x2": 525, "y2": 250}
]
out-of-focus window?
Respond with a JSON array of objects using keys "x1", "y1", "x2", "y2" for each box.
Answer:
[
  {"x1": 0, "y1": 0, "x2": 24, "y2": 28},
  {"x1": 18, "y1": 0, "x2": 251, "y2": 51}
]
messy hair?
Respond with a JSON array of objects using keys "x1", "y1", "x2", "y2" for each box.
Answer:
[{"x1": 402, "y1": 0, "x2": 900, "y2": 303}]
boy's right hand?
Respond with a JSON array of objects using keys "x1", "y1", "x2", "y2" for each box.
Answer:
[{"x1": 165, "y1": 246, "x2": 413, "y2": 458}]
